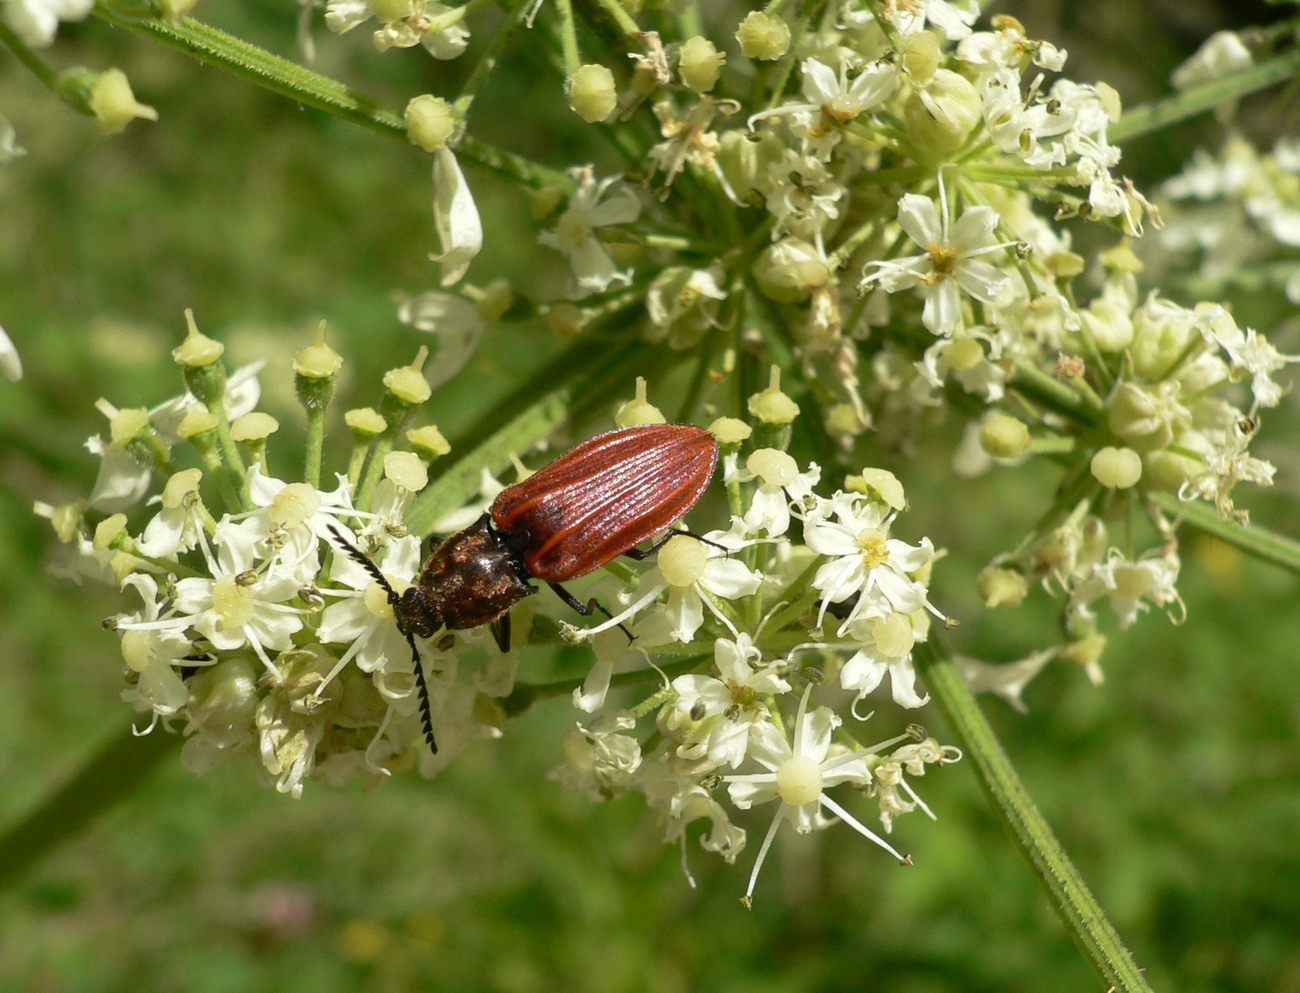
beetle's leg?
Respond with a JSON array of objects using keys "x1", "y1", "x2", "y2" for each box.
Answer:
[
  {"x1": 490, "y1": 613, "x2": 511, "y2": 653},
  {"x1": 623, "y1": 528, "x2": 730, "y2": 560},
  {"x1": 548, "y1": 582, "x2": 633, "y2": 641}
]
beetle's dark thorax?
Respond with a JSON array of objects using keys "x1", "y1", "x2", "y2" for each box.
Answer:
[{"x1": 411, "y1": 513, "x2": 535, "y2": 631}]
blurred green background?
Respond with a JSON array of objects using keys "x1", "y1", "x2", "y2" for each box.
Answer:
[{"x1": 2, "y1": 1, "x2": 1298, "y2": 991}]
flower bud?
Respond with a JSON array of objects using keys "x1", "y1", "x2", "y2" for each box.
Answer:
[
  {"x1": 231, "y1": 412, "x2": 279, "y2": 444},
  {"x1": 976, "y1": 566, "x2": 1028, "y2": 608},
  {"x1": 172, "y1": 309, "x2": 224, "y2": 368},
  {"x1": 568, "y1": 64, "x2": 617, "y2": 123},
  {"x1": 1130, "y1": 300, "x2": 1195, "y2": 382},
  {"x1": 294, "y1": 323, "x2": 344, "y2": 380},
  {"x1": 848, "y1": 467, "x2": 905, "y2": 510},
  {"x1": 1090, "y1": 446, "x2": 1142, "y2": 489},
  {"x1": 383, "y1": 347, "x2": 433, "y2": 405},
  {"x1": 906, "y1": 70, "x2": 980, "y2": 158},
  {"x1": 978, "y1": 411, "x2": 1029, "y2": 458},
  {"x1": 735, "y1": 10, "x2": 790, "y2": 61},
  {"x1": 345, "y1": 407, "x2": 387, "y2": 440},
  {"x1": 747, "y1": 448, "x2": 798, "y2": 487},
  {"x1": 473, "y1": 278, "x2": 514, "y2": 322},
  {"x1": 709, "y1": 416, "x2": 752, "y2": 446},
  {"x1": 186, "y1": 657, "x2": 259, "y2": 747},
  {"x1": 1142, "y1": 441, "x2": 1206, "y2": 493},
  {"x1": 904, "y1": 30, "x2": 941, "y2": 83},
  {"x1": 678, "y1": 36, "x2": 725, "y2": 93},
  {"x1": 747, "y1": 366, "x2": 800, "y2": 425},
  {"x1": 88, "y1": 69, "x2": 158, "y2": 134},
  {"x1": 871, "y1": 612, "x2": 915, "y2": 658},
  {"x1": 659, "y1": 534, "x2": 708, "y2": 587},
  {"x1": 752, "y1": 237, "x2": 829, "y2": 303},
  {"x1": 407, "y1": 424, "x2": 451, "y2": 460},
  {"x1": 405, "y1": 95, "x2": 457, "y2": 152},
  {"x1": 384, "y1": 450, "x2": 428, "y2": 491},
  {"x1": 1107, "y1": 381, "x2": 1188, "y2": 451},
  {"x1": 1079, "y1": 295, "x2": 1134, "y2": 352},
  {"x1": 615, "y1": 377, "x2": 667, "y2": 427},
  {"x1": 177, "y1": 409, "x2": 218, "y2": 440}
]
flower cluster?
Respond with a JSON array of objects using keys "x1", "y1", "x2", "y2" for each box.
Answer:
[{"x1": 38, "y1": 316, "x2": 959, "y2": 899}]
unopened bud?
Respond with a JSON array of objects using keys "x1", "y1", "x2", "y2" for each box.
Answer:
[
  {"x1": 979, "y1": 411, "x2": 1029, "y2": 458},
  {"x1": 568, "y1": 64, "x2": 617, "y2": 123},
  {"x1": 747, "y1": 366, "x2": 800, "y2": 425},
  {"x1": 405, "y1": 94, "x2": 457, "y2": 152},
  {"x1": 615, "y1": 377, "x2": 666, "y2": 427},
  {"x1": 678, "y1": 36, "x2": 725, "y2": 93},
  {"x1": 88, "y1": 69, "x2": 158, "y2": 134},
  {"x1": 735, "y1": 10, "x2": 790, "y2": 60},
  {"x1": 976, "y1": 566, "x2": 1028, "y2": 608}
]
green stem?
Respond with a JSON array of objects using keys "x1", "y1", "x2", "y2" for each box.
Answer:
[
  {"x1": 1010, "y1": 360, "x2": 1101, "y2": 425},
  {"x1": 304, "y1": 404, "x2": 325, "y2": 490},
  {"x1": 914, "y1": 640, "x2": 1154, "y2": 993},
  {"x1": 584, "y1": 0, "x2": 639, "y2": 38},
  {"x1": 1110, "y1": 46, "x2": 1300, "y2": 143},
  {"x1": 0, "y1": 725, "x2": 180, "y2": 891},
  {"x1": 1151, "y1": 491, "x2": 1300, "y2": 573},
  {"x1": 554, "y1": 0, "x2": 581, "y2": 74},
  {"x1": 92, "y1": 3, "x2": 568, "y2": 189},
  {"x1": 454, "y1": 0, "x2": 526, "y2": 114},
  {"x1": 0, "y1": 18, "x2": 63, "y2": 91}
]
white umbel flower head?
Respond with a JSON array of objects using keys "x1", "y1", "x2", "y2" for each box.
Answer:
[{"x1": 539, "y1": 167, "x2": 642, "y2": 299}]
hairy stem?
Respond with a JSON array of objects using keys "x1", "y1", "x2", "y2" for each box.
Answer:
[{"x1": 915, "y1": 640, "x2": 1154, "y2": 993}]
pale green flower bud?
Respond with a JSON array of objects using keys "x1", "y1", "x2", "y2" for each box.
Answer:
[
  {"x1": 615, "y1": 377, "x2": 667, "y2": 427},
  {"x1": 747, "y1": 366, "x2": 799, "y2": 425},
  {"x1": 568, "y1": 64, "x2": 617, "y2": 123},
  {"x1": 735, "y1": 10, "x2": 790, "y2": 60},
  {"x1": 904, "y1": 31, "x2": 941, "y2": 84},
  {"x1": 186, "y1": 657, "x2": 259, "y2": 749},
  {"x1": 659, "y1": 534, "x2": 707, "y2": 587},
  {"x1": 979, "y1": 411, "x2": 1029, "y2": 458},
  {"x1": 294, "y1": 323, "x2": 344, "y2": 380},
  {"x1": 678, "y1": 36, "x2": 725, "y2": 93},
  {"x1": 1142, "y1": 436, "x2": 1208, "y2": 492},
  {"x1": 847, "y1": 467, "x2": 905, "y2": 510},
  {"x1": 709, "y1": 416, "x2": 752, "y2": 446},
  {"x1": 384, "y1": 450, "x2": 428, "y2": 491},
  {"x1": 1080, "y1": 295, "x2": 1134, "y2": 352},
  {"x1": 231, "y1": 411, "x2": 278, "y2": 444},
  {"x1": 383, "y1": 348, "x2": 433, "y2": 405},
  {"x1": 1107, "y1": 381, "x2": 1188, "y2": 451},
  {"x1": 345, "y1": 407, "x2": 387, "y2": 440},
  {"x1": 1130, "y1": 302, "x2": 1195, "y2": 382},
  {"x1": 405, "y1": 95, "x2": 457, "y2": 152},
  {"x1": 1090, "y1": 446, "x2": 1143, "y2": 488},
  {"x1": 752, "y1": 238, "x2": 830, "y2": 303},
  {"x1": 906, "y1": 70, "x2": 980, "y2": 158},
  {"x1": 88, "y1": 69, "x2": 158, "y2": 134},
  {"x1": 472, "y1": 278, "x2": 514, "y2": 322},
  {"x1": 172, "y1": 309, "x2": 224, "y2": 368},
  {"x1": 976, "y1": 566, "x2": 1028, "y2": 608},
  {"x1": 407, "y1": 424, "x2": 451, "y2": 460}
]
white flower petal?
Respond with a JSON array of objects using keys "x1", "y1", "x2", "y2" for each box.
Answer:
[{"x1": 431, "y1": 148, "x2": 482, "y2": 287}]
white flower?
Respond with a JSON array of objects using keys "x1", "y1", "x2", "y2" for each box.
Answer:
[
  {"x1": 398, "y1": 290, "x2": 485, "y2": 387},
  {"x1": 538, "y1": 167, "x2": 642, "y2": 299},
  {"x1": 136, "y1": 469, "x2": 209, "y2": 559},
  {"x1": 838, "y1": 611, "x2": 929, "y2": 709},
  {"x1": 551, "y1": 711, "x2": 643, "y2": 801},
  {"x1": 802, "y1": 490, "x2": 937, "y2": 633},
  {"x1": 171, "y1": 516, "x2": 309, "y2": 674},
  {"x1": 430, "y1": 148, "x2": 482, "y2": 286},
  {"x1": 749, "y1": 57, "x2": 897, "y2": 159},
  {"x1": 876, "y1": 0, "x2": 977, "y2": 41},
  {"x1": 954, "y1": 648, "x2": 1058, "y2": 713},
  {"x1": 1171, "y1": 31, "x2": 1252, "y2": 90},
  {"x1": 1195, "y1": 305, "x2": 1298, "y2": 409},
  {"x1": 325, "y1": 0, "x2": 469, "y2": 57},
  {"x1": 318, "y1": 533, "x2": 423, "y2": 678},
  {"x1": 723, "y1": 686, "x2": 907, "y2": 903},
  {"x1": 724, "y1": 449, "x2": 820, "y2": 539},
  {"x1": 860, "y1": 193, "x2": 1012, "y2": 336},
  {"x1": 0, "y1": 112, "x2": 25, "y2": 164},
  {"x1": 764, "y1": 148, "x2": 844, "y2": 238},
  {"x1": 668, "y1": 634, "x2": 792, "y2": 769},
  {"x1": 114, "y1": 574, "x2": 201, "y2": 720},
  {"x1": 0, "y1": 322, "x2": 22, "y2": 381},
  {"x1": 1070, "y1": 549, "x2": 1183, "y2": 630},
  {"x1": 870, "y1": 736, "x2": 955, "y2": 833},
  {"x1": 2, "y1": 0, "x2": 93, "y2": 47}
]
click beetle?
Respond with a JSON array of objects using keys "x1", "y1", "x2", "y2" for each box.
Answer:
[{"x1": 330, "y1": 423, "x2": 719, "y2": 751}]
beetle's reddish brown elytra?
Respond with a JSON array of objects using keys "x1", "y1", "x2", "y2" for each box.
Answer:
[{"x1": 328, "y1": 423, "x2": 719, "y2": 753}]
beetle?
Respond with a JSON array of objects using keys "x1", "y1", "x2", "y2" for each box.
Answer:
[{"x1": 329, "y1": 423, "x2": 719, "y2": 752}]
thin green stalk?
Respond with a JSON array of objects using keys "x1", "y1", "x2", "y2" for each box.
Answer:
[
  {"x1": 304, "y1": 403, "x2": 326, "y2": 490},
  {"x1": 0, "y1": 18, "x2": 62, "y2": 91},
  {"x1": 0, "y1": 725, "x2": 180, "y2": 891},
  {"x1": 1011, "y1": 359, "x2": 1100, "y2": 425},
  {"x1": 1151, "y1": 491, "x2": 1300, "y2": 573},
  {"x1": 454, "y1": 0, "x2": 526, "y2": 113},
  {"x1": 914, "y1": 640, "x2": 1154, "y2": 993},
  {"x1": 584, "y1": 0, "x2": 639, "y2": 38},
  {"x1": 1110, "y1": 46, "x2": 1300, "y2": 143},
  {"x1": 92, "y1": 3, "x2": 568, "y2": 189},
  {"x1": 554, "y1": 0, "x2": 581, "y2": 74}
]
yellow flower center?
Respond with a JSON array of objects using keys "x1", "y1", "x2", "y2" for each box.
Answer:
[
  {"x1": 776, "y1": 755, "x2": 824, "y2": 807},
  {"x1": 856, "y1": 527, "x2": 890, "y2": 568}
]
